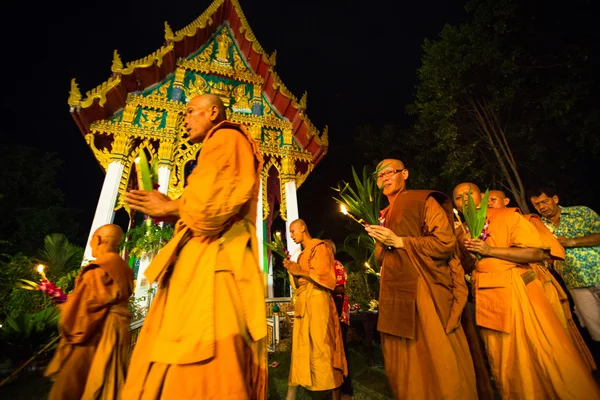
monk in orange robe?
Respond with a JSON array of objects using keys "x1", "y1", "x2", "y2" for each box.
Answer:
[
  {"x1": 365, "y1": 159, "x2": 477, "y2": 400},
  {"x1": 122, "y1": 94, "x2": 267, "y2": 399},
  {"x1": 487, "y1": 189, "x2": 596, "y2": 371},
  {"x1": 455, "y1": 182, "x2": 600, "y2": 399},
  {"x1": 283, "y1": 219, "x2": 347, "y2": 400},
  {"x1": 44, "y1": 224, "x2": 134, "y2": 400}
]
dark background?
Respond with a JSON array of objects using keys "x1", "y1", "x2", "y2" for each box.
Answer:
[{"x1": 2, "y1": 0, "x2": 580, "y2": 245}]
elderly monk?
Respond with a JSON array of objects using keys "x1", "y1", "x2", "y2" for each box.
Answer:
[
  {"x1": 44, "y1": 224, "x2": 134, "y2": 400},
  {"x1": 454, "y1": 182, "x2": 600, "y2": 399},
  {"x1": 364, "y1": 159, "x2": 476, "y2": 400},
  {"x1": 283, "y1": 219, "x2": 347, "y2": 400},
  {"x1": 487, "y1": 189, "x2": 596, "y2": 371},
  {"x1": 121, "y1": 94, "x2": 267, "y2": 399}
]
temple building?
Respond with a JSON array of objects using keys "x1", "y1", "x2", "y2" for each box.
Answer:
[{"x1": 67, "y1": 0, "x2": 328, "y2": 300}]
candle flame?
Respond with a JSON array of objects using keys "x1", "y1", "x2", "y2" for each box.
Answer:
[
  {"x1": 364, "y1": 262, "x2": 371, "y2": 269},
  {"x1": 275, "y1": 231, "x2": 281, "y2": 237},
  {"x1": 36, "y1": 264, "x2": 45, "y2": 274},
  {"x1": 453, "y1": 208, "x2": 459, "y2": 215},
  {"x1": 134, "y1": 157, "x2": 140, "y2": 164},
  {"x1": 340, "y1": 204, "x2": 348, "y2": 215}
]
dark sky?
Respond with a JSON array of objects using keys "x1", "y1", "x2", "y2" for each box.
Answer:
[{"x1": 3, "y1": 0, "x2": 468, "y2": 242}]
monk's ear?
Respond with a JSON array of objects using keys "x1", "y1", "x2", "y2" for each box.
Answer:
[
  {"x1": 552, "y1": 195, "x2": 559, "y2": 205},
  {"x1": 209, "y1": 104, "x2": 220, "y2": 121},
  {"x1": 504, "y1": 198, "x2": 510, "y2": 206},
  {"x1": 401, "y1": 169, "x2": 409, "y2": 180}
]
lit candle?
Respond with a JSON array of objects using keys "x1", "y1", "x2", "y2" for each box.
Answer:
[
  {"x1": 340, "y1": 204, "x2": 365, "y2": 225},
  {"x1": 453, "y1": 208, "x2": 466, "y2": 235},
  {"x1": 275, "y1": 231, "x2": 281, "y2": 237},
  {"x1": 36, "y1": 264, "x2": 47, "y2": 281}
]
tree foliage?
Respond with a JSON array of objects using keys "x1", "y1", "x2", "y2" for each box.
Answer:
[
  {"x1": 0, "y1": 145, "x2": 82, "y2": 255},
  {"x1": 405, "y1": 0, "x2": 600, "y2": 210}
]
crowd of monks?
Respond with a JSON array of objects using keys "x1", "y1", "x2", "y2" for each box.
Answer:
[{"x1": 41, "y1": 94, "x2": 600, "y2": 399}]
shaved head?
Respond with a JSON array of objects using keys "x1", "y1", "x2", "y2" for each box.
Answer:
[
  {"x1": 289, "y1": 219, "x2": 310, "y2": 246},
  {"x1": 488, "y1": 190, "x2": 510, "y2": 209},
  {"x1": 377, "y1": 159, "x2": 405, "y2": 171},
  {"x1": 184, "y1": 94, "x2": 228, "y2": 143},
  {"x1": 94, "y1": 224, "x2": 124, "y2": 250},
  {"x1": 453, "y1": 182, "x2": 482, "y2": 210},
  {"x1": 190, "y1": 94, "x2": 227, "y2": 120}
]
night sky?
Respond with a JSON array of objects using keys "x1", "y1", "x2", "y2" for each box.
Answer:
[{"x1": 3, "y1": 0, "x2": 469, "y2": 243}]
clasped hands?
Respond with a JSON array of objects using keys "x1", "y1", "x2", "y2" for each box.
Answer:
[
  {"x1": 364, "y1": 225, "x2": 403, "y2": 249},
  {"x1": 282, "y1": 258, "x2": 302, "y2": 276},
  {"x1": 464, "y1": 238, "x2": 492, "y2": 257}
]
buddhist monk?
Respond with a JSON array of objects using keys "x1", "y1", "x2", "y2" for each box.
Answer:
[
  {"x1": 283, "y1": 219, "x2": 347, "y2": 400},
  {"x1": 364, "y1": 159, "x2": 477, "y2": 400},
  {"x1": 44, "y1": 224, "x2": 134, "y2": 400},
  {"x1": 487, "y1": 189, "x2": 596, "y2": 371},
  {"x1": 454, "y1": 182, "x2": 600, "y2": 399},
  {"x1": 121, "y1": 94, "x2": 267, "y2": 399}
]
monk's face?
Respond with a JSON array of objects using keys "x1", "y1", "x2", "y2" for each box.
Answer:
[
  {"x1": 530, "y1": 193, "x2": 560, "y2": 219},
  {"x1": 376, "y1": 160, "x2": 408, "y2": 197},
  {"x1": 289, "y1": 222, "x2": 305, "y2": 245},
  {"x1": 488, "y1": 190, "x2": 510, "y2": 209},
  {"x1": 184, "y1": 96, "x2": 219, "y2": 143},
  {"x1": 453, "y1": 183, "x2": 482, "y2": 210}
]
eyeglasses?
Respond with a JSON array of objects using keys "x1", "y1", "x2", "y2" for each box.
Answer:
[{"x1": 377, "y1": 169, "x2": 404, "y2": 179}]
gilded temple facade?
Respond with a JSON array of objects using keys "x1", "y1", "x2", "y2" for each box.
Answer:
[{"x1": 68, "y1": 0, "x2": 328, "y2": 299}]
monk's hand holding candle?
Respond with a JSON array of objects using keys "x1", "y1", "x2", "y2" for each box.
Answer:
[
  {"x1": 125, "y1": 189, "x2": 179, "y2": 218},
  {"x1": 365, "y1": 225, "x2": 404, "y2": 249},
  {"x1": 464, "y1": 237, "x2": 492, "y2": 257}
]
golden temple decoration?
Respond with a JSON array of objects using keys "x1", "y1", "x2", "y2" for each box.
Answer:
[
  {"x1": 173, "y1": 67, "x2": 186, "y2": 89},
  {"x1": 215, "y1": 28, "x2": 232, "y2": 64},
  {"x1": 122, "y1": 102, "x2": 137, "y2": 125},
  {"x1": 268, "y1": 50, "x2": 277, "y2": 68},
  {"x1": 297, "y1": 91, "x2": 307, "y2": 110},
  {"x1": 85, "y1": 134, "x2": 111, "y2": 170},
  {"x1": 260, "y1": 168, "x2": 270, "y2": 220},
  {"x1": 280, "y1": 156, "x2": 296, "y2": 182},
  {"x1": 158, "y1": 140, "x2": 176, "y2": 168},
  {"x1": 81, "y1": 76, "x2": 122, "y2": 108},
  {"x1": 185, "y1": 74, "x2": 209, "y2": 100},
  {"x1": 68, "y1": 79, "x2": 82, "y2": 106},
  {"x1": 231, "y1": 84, "x2": 251, "y2": 111},
  {"x1": 164, "y1": 21, "x2": 175, "y2": 41},
  {"x1": 179, "y1": 58, "x2": 263, "y2": 86},
  {"x1": 171, "y1": 0, "x2": 222, "y2": 41},
  {"x1": 139, "y1": 110, "x2": 163, "y2": 130},
  {"x1": 280, "y1": 179, "x2": 287, "y2": 221},
  {"x1": 263, "y1": 129, "x2": 281, "y2": 148},
  {"x1": 129, "y1": 93, "x2": 183, "y2": 114},
  {"x1": 112, "y1": 50, "x2": 124, "y2": 73},
  {"x1": 296, "y1": 164, "x2": 314, "y2": 188},
  {"x1": 282, "y1": 128, "x2": 293, "y2": 146},
  {"x1": 110, "y1": 133, "x2": 134, "y2": 163},
  {"x1": 91, "y1": 121, "x2": 172, "y2": 140}
]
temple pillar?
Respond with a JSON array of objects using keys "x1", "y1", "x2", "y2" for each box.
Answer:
[
  {"x1": 83, "y1": 133, "x2": 131, "y2": 263},
  {"x1": 83, "y1": 161, "x2": 124, "y2": 262},
  {"x1": 256, "y1": 180, "x2": 272, "y2": 297}
]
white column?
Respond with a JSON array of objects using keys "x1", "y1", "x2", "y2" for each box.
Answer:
[
  {"x1": 255, "y1": 180, "x2": 272, "y2": 297},
  {"x1": 83, "y1": 161, "x2": 125, "y2": 262},
  {"x1": 157, "y1": 166, "x2": 171, "y2": 195},
  {"x1": 284, "y1": 180, "x2": 301, "y2": 260}
]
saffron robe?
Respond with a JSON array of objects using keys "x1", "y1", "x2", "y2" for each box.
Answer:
[
  {"x1": 288, "y1": 238, "x2": 347, "y2": 391},
  {"x1": 121, "y1": 122, "x2": 267, "y2": 399},
  {"x1": 376, "y1": 191, "x2": 477, "y2": 400},
  {"x1": 473, "y1": 208, "x2": 600, "y2": 399},
  {"x1": 44, "y1": 252, "x2": 134, "y2": 400},
  {"x1": 523, "y1": 213, "x2": 597, "y2": 372}
]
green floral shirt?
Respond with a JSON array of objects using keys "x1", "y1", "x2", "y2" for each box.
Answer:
[{"x1": 542, "y1": 206, "x2": 600, "y2": 289}]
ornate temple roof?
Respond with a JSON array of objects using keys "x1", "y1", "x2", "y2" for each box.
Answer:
[{"x1": 68, "y1": 0, "x2": 328, "y2": 165}]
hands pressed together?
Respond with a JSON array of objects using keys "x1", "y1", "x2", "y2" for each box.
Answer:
[{"x1": 364, "y1": 225, "x2": 404, "y2": 249}]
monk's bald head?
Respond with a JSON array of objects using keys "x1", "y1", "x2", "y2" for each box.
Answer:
[
  {"x1": 488, "y1": 190, "x2": 510, "y2": 209},
  {"x1": 184, "y1": 94, "x2": 228, "y2": 143},
  {"x1": 453, "y1": 182, "x2": 482, "y2": 210},
  {"x1": 377, "y1": 159, "x2": 405, "y2": 171},
  {"x1": 93, "y1": 224, "x2": 124, "y2": 252},
  {"x1": 289, "y1": 219, "x2": 310, "y2": 246}
]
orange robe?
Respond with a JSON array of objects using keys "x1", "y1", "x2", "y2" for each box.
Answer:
[
  {"x1": 376, "y1": 191, "x2": 477, "y2": 400},
  {"x1": 288, "y1": 238, "x2": 347, "y2": 391},
  {"x1": 523, "y1": 213, "x2": 597, "y2": 372},
  {"x1": 122, "y1": 121, "x2": 267, "y2": 399},
  {"x1": 44, "y1": 252, "x2": 134, "y2": 400},
  {"x1": 473, "y1": 208, "x2": 600, "y2": 399}
]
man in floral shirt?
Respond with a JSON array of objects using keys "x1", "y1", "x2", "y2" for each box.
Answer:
[
  {"x1": 324, "y1": 240, "x2": 353, "y2": 398},
  {"x1": 529, "y1": 187, "x2": 600, "y2": 342}
]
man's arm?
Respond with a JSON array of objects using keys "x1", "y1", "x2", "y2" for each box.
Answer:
[
  {"x1": 558, "y1": 233, "x2": 600, "y2": 248},
  {"x1": 465, "y1": 238, "x2": 546, "y2": 263}
]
